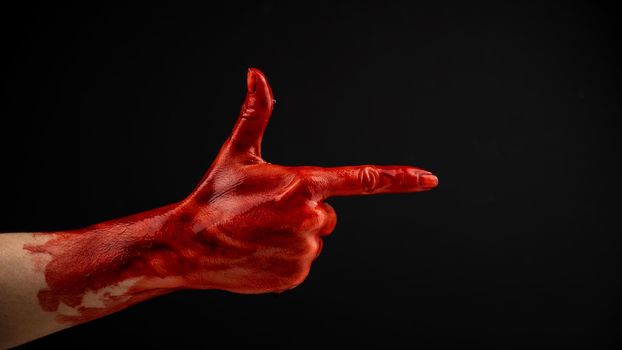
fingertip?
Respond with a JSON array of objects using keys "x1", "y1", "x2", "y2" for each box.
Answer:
[
  {"x1": 419, "y1": 173, "x2": 439, "y2": 189},
  {"x1": 248, "y1": 67, "x2": 264, "y2": 76},
  {"x1": 247, "y1": 68, "x2": 257, "y2": 92},
  {"x1": 246, "y1": 68, "x2": 272, "y2": 99}
]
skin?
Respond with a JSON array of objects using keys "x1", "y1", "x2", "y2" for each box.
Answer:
[{"x1": 0, "y1": 68, "x2": 438, "y2": 348}]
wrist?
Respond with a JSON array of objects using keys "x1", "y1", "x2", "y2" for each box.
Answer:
[{"x1": 24, "y1": 202, "x2": 190, "y2": 324}]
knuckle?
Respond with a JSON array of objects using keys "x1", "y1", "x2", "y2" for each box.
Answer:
[
  {"x1": 296, "y1": 202, "x2": 337, "y2": 237},
  {"x1": 274, "y1": 175, "x2": 311, "y2": 204},
  {"x1": 291, "y1": 235, "x2": 319, "y2": 258},
  {"x1": 293, "y1": 203, "x2": 322, "y2": 230},
  {"x1": 318, "y1": 203, "x2": 337, "y2": 236},
  {"x1": 305, "y1": 236, "x2": 320, "y2": 257},
  {"x1": 358, "y1": 166, "x2": 380, "y2": 193},
  {"x1": 285, "y1": 259, "x2": 312, "y2": 287}
]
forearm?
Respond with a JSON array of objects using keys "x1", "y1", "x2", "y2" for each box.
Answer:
[
  {"x1": 0, "y1": 233, "x2": 61, "y2": 348},
  {"x1": 0, "y1": 203, "x2": 186, "y2": 348}
]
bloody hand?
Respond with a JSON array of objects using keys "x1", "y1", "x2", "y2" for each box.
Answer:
[
  {"x1": 180, "y1": 68, "x2": 439, "y2": 293},
  {"x1": 25, "y1": 68, "x2": 438, "y2": 323}
]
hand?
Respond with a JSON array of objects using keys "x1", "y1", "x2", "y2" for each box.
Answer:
[
  {"x1": 23, "y1": 68, "x2": 438, "y2": 325},
  {"x1": 174, "y1": 68, "x2": 439, "y2": 293}
]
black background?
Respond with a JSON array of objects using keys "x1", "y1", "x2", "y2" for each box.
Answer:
[{"x1": 1, "y1": 1, "x2": 621, "y2": 348}]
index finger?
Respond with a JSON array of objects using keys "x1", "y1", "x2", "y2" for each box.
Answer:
[{"x1": 302, "y1": 165, "x2": 439, "y2": 199}]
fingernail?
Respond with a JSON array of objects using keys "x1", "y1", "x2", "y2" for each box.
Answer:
[
  {"x1": 419, "y1": 174, "x2": 438, "y2": 188},
  {"x1": 247, "y1": 68, "x2": 256, "y2": 93}
]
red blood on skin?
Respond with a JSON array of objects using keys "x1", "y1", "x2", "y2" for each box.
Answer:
[{"x1": 24, "y1": 68, "x2": 438, "y2": 324}]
